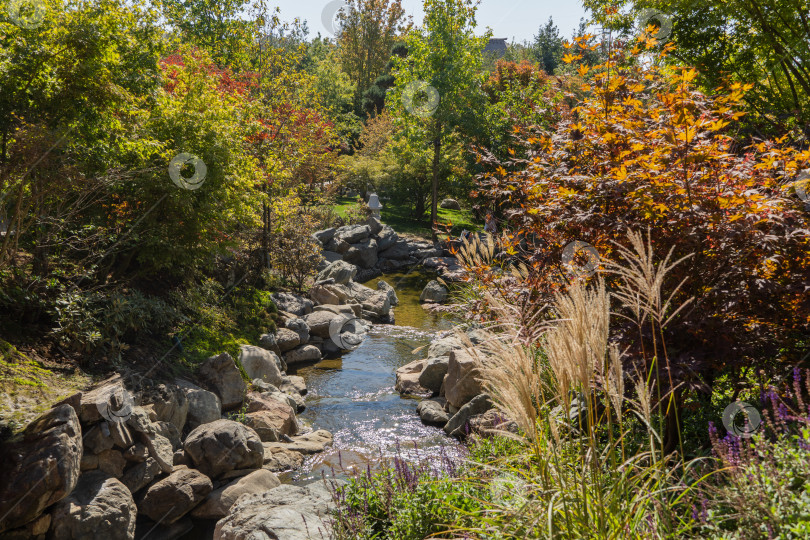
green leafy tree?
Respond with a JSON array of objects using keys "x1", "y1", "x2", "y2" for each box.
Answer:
[
  {"x1": 532, "y1": 17, "x2": 563, "y2": 75},
  {"x1": 389, "y1": 0, "x2": 488, "y2": 239},
  {"x1": 338, "y1": 0, "x2": 408, "y2": 114},
  {"x1": 162, "y1": 0, "x2": 253, "y2": 68},
  {"x1": 361, "y1": 43, "x2": 408, "y2": 116}
]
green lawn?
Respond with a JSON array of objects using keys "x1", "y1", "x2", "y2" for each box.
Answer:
[{"x1": 332, "y1": 196, "x2": 479, "y2": 240}]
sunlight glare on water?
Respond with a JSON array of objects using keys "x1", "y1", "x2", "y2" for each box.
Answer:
[{"x1": 289, "y1": 271, "x2": 463, "y2": 481}]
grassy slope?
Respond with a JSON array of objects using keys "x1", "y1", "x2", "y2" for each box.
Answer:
[{"x1": 333, "y1": 196, "x2": 480, "y2": 240}]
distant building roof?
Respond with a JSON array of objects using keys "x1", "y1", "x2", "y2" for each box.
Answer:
[{"x1": 484, "y1": 38, "x2": 508, "y2": 57}]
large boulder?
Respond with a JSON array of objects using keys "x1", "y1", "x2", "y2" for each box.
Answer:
[
  {"x1": 213, "y1": 483, "x2": 334, "y2": 540},
  {"x1": 270, "y1": 292, "x2": 313, "y2": 317},
  {"x1": 444, "y1": 394, "x2": 494, "y2": 437},
  {"x1": 428, "y1": 335, "x2": 463, "y2": 359},
  {"x1": 361, "y1": 291, "x2": 390, "y2": 318},
  {"x1": 344, "y1": 238, "x2": 379, "y2": 269},
  {"x1": 395, "y1": 359, "x2": 430, "y2": 396},
  {"x1": 316, "y1": 260, "x2": 357, "y2": 285},
  {"x1": 312, "y1": 228, "x2": 336, "y2": 245},
  {"x1": 57, "y1": 375, "x2": 132, "y2": 425},
  {"x1": 261, "y1": 430, "x2": 333, "y2": 455},
  {"x1": 284, "y1": 318, "x2": 310, "y2": 344},
  {"x1": 191, "y1": 469, "x2": 280, "y2": 520},
  {"x1": 379, "y1": 240, "x2": 410, "y2": 260},
  {"x1": 284, "y1": 345, "x2": 322, "y2": 365},
  {"x1": 309, "y1": 284, "x2": 340, "y2": 305},
  {"x1": 280, "y1": 375, "x2": 307, "y2": 396},
  {"x1": 420, "y1": 280, "x2": 448, "y2": 303},
  {"x1": 418, "y1": 356, "x2": 449, "y2": 394},
  {"x1": 244, "y1": 394, "x2": 298, "y2": 442},
  {"x1": 83, "y1": 420, "x2": 134, "y2": 454},
  {"x1": 238, "y1": 345, "x2": 283, "y2": 387},
  {"x1": 376, "y1": 280, "x2": 399, "y2": 307},
  {"x1": 257, "y1": 333, "x2": 282, "y2": 356},
  {"x1": 376, "y1": 226, "x2": 398, "y2": 251},
  {"x1": 440, "y1": 198, "x2": 461, "y2": 210},
  {"x1": 444, "y1": 349, "x2": 487, "y2": 409},
  {"x1": 377, "y1": 258, "x2": 413, "y2": 273},
  {"x1": 469, "y1": 409, "x2": 519, "y2": 437},
  {"x1": 184, "y1": 420, "x2": 263, "y2": 478},
  {"x1": 197, "y1": 353, "x2": 247, "y2": 410},
  {"x1": 355, "y1": 267, "x2": 383, "y2": 284},
  {"x1": 121, "y1": 457, "x2": 161, "y2": 494},
  {"x1": 417, "y1": 398, "x2": 450, "y2": 426},
  {"x1": 274, "y1": 328, "x2": 301, "y2": 353},
  {"x1": 303, "y1": 310, "x2": 339, "y2": 339},
  {"x1": 49, "y1": 471, "x2": 136, "y2": 540},
  {"x1": 138, "y1": 468, "x2": 212, "y2": 524},
  {"x1": 0, "y1": 404, "x2": 82, "y2": 533},
  {"x1": 365, "y1": 216, "x2": 383, "y2": 235},
  {"x1": 262, "y1": 445, "x2": 305, "y2": 472},
  {"x1": 335, "y1": 224, "x2": 371, "y2": 244},
  {"x1": 124, "y1": 408, "x2": 174, "y2": 474},
  {"x1": 177, "y1": 379, "x2": 222, "y2": 430},
  {"x1": 139, "y1": 383, "x2": 188, "y2": 432}
]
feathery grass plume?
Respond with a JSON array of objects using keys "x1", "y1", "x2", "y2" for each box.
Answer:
[
  {"x1": 606, "y1": 343, "x2": 625, "y2": 420},
  {"x1": 544, "y1": 277, "x2": 610, "y2": 405},
  {"x1": 477, "y1": 330, "x2": 547, "y2": 448},
  {"x1": 606, "y1": 229, "x2": 694, "y2": 329},
  {"x1": 457, "y1": 231, "x2": 496, "y2": 268}
]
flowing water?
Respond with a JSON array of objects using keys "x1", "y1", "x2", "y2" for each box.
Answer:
[{"x1": 288, "y1": 270, "x2": 461, "y2": 482}]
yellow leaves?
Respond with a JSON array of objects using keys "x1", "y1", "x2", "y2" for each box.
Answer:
[
  {"x1": 563, "y1": 53, "x2": 582, "y2": 64},
  {"x1": 717, "y1": 195, "x2": 746, "y2": 208},
  {"x1": 681, "y1": 69, "x2": 698, "y2": 83},
  {"x1": 631, "y1": 143, "x2": 645, "y2": 152},
  {"x1": 557, "y1": 186, "x2": 578, "y2": 198},
  {"x1": 496, "y1": 166, "x2": 508, "y2": 177},
  {"x1": 581, "y1": 84, "x2": 592, "y2": 92},
  {"x1": 613, "y1": 166, "x2": 628, "y2": 181},
  {"x1": 676, "y1": 127, "x2": 697, "y2": 143},
  {"x1": 577, "y1": 64, "x2": 590, "y2": 76}
]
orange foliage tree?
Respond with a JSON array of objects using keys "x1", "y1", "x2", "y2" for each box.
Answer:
[{"x1": 474, "y1": 37, "x2": 810, "y2": 393}]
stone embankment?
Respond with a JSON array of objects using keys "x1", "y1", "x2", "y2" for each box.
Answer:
[
  {"x1": 0, "y1": 341, "x2": 339, "y2": 539},
  {"x1": 0, "y1": 218, "x2": 472, "y2": 540},
  {"x1": 312, "y1": 216, "x2": 467, "y2": 285},
  {"x1": 395, "y1": 330, "x2": 518, "y2": 439}
]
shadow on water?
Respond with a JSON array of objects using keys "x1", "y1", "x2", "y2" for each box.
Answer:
[{"x1": 288, "y1": 269, "x2": 463, "y2": 482}]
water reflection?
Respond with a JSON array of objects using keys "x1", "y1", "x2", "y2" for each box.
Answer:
[{"x1": 289, "y1": 271, "x2": 462, "y2": 481}]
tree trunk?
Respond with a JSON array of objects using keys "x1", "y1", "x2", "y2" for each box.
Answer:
[{"x1": 430, "y1": 123, "x2": 441, "y2": 243}]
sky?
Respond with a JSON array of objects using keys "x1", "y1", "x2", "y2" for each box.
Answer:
[{"x1": 272, "y1": 0, "x2": 590, "y2": 44}]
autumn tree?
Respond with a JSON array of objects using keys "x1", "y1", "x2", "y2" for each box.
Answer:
[
  {"x1": 337, "y1": 0, "x2": 408, "y2": 114},
  {"x1": 474, "y1": 37, "x2": 810, "y2": 447},
  {"x1": 584, "y1": 0, "x2": 810, "y2": 136},
  {"x1": 389, "y1": 0, "x2": 488, "y2": 239}
]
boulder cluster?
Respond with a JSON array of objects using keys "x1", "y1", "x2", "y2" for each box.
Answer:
[
  {"x1": 313, "y1": 217, "x2": 450, "y2": 282},
  {"x1": 395, "y1": 330, "x2": 518, "y2": 438},
  {"x1": 0, "y1": 345, "x2": 335, "y2": 540},
  {"x1": 268, "y1": 265, "x2": 399, "y2": 362}
]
